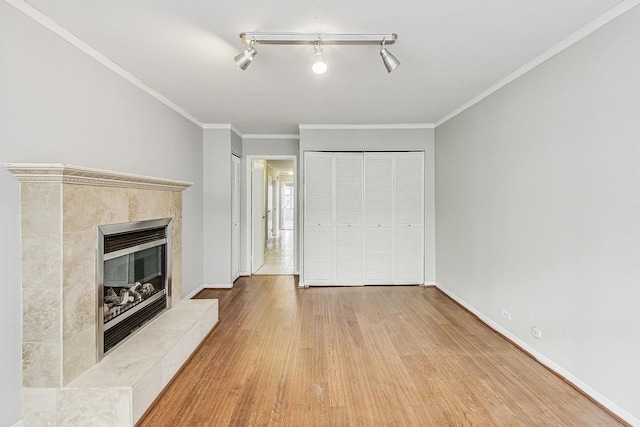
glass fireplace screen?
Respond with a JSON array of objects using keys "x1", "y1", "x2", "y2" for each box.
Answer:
[{"x1": 98, "y1": 219, "x2": 172, "y2": 357}]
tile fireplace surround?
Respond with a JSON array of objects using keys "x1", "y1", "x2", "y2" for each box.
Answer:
[{"x1": 6, "y1": 164, "x2": 219, "y2": 426}]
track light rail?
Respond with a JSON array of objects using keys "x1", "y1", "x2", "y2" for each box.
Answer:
[{"x1": 240, "y1": 32, "x2": 397, "y2": 45}]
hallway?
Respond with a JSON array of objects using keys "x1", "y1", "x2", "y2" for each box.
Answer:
[{"x1": 255, "y1": 229, "x2": 294, "y2": 275}]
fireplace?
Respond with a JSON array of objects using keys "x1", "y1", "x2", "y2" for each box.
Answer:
[
  {"x1": 98, "y1": 218, "x2": 172, "y2": 356},
  {"x1": 7, "y1": 163, "x2": 219, "y2": 426}
]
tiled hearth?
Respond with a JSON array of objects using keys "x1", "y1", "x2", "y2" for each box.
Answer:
[{"x1": 6, "y1": 164, "x2": 218, "y2": 426}]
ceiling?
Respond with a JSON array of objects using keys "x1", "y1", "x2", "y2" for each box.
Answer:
[{"x1": 23, "y1": 0, "x2": 622, "y2": 135}]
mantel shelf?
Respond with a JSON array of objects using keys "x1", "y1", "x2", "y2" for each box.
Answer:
[{"x1": 4, "y1": 163, "x2": 193, "y2": 192}]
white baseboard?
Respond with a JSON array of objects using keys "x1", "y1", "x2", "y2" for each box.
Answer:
[
  {"x1": 423, "y1": 281, "x2": 436, "y2": 287},
  {"x1": 184, "y1": 283, "x2": 233, "y2": 300},
  {"x1": 183, "y1": 284, "x2": 205, "y2": 300},
  {"x1": 203, "y1": 283, "x2": 233, "y2": 289},
  {"x1": 435, "y1": 282, "x2": 639, "y2": 426}
]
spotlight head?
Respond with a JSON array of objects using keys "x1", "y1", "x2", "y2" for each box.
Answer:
[
  {"x1": 380, "y1": 46, "x2": 400, "y2": 73},
  {"x1": 234, "y1": 43, "x2": 257, "y2": 70},
  {"x1": 312, "y1": 43, "x2": 327, "y2": 74}
]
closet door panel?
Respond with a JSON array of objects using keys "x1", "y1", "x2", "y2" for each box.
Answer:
[
  {"x1": 305, "y1": 154, "x2": 333, "y2": 225},
  {"x1": 304, "y1": 225, "x2": 333, "y2": 282},
  {"x1": 365, "y1": 226, "x2": 393, "y2": 284},
  {"x1": 364, "y1": 155, "x2": 393, "y2": 226},
  {"x1": 335, "y1": 154, "x2": 363, "y2": 226},
  {"x1": 335, "y1": 226, "x2": 363, "y2": 284},
  {"x1": 395, "y1": 225, "x2": 424, "y2": 284},
  {"x1": 334, "y1": 153, "x2": 364, "y2": 284},
  {"x1": 395, "y1": 153, "x2": 424, "y2": 225}
]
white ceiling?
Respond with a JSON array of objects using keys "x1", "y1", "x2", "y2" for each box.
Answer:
[{"x1": 23, "y1": 0, "x2": 623, "y2": 134}]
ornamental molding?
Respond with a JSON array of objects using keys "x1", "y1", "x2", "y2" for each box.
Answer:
[{"x1": 4, "y1": 163, "x2": 192, "y2": 192}]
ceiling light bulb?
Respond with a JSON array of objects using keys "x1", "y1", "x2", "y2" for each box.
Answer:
[
  {"x1": 312, "y1": 44, "x2": 327, "y2": 74},
  {"x1": 234, "y1": 42, "x2": 257, "y2": 70}
]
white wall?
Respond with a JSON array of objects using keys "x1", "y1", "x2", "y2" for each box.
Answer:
[
  {"x1": 435, "y1": 6, "x2": 640, "y2": 423},
  {"x1": 298, "y1": 127, "x2": 436, "y2": 285},
  {"x1": 0, "y1": 4, "x2": 204, "y2": 425},
  {"x1": 202, "y1": 128, "x2": 242, "y2": 285}
]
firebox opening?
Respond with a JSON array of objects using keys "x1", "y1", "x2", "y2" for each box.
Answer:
[{"x1": 97, "y1": 218, "x2": 172, "y2": 359}]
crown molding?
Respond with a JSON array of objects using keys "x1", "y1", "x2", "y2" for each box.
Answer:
[
  {"x1": 4, "y1": 163, "x2": 193, "y2": 192},
  {"x1": 202, "y1": 124, "x2": 243, "y2": 136},
  {"x1": 5, "y1": 0, "x2": 203, "y2": 129},
  {"x1": 298, "y1": 124, "x2": 434, "y2": 130},
  {"x1": 436, "y1": 0, "x2": 640, "y2": 127},
  {"x1": 242, "y1": 134, "x2": 300, "y2": 140}
]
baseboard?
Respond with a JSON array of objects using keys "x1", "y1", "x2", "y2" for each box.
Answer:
[
  {"x1": 435, "y1": 282, "x2": 639, "y2": 426},
  {"x1": 183, "y1": 284, "x2": 205, "y2": 300},
  {"x1": 203, "y1": 283, "x2": 233, "y2": 289},
  {"x1": 11, "y1": 419, "x2": 24, "y2": 427},
  {"x1": 423, "y1": 281, "x2": 436, "y2": 287}
]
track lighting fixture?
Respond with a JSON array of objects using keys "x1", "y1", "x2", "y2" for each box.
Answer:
[
  {"x1": 233, "y1": 32, "x2": 400, "y2": 74},
  {"x1": 234, "y1": 40, "x2": 257, "y2": 70},
  {"x1": 380, "y1": 39, "x2": 400, "y2": 73},
  {"x1": 312, "y1": 42, "x2": 327, "y2": 74}
]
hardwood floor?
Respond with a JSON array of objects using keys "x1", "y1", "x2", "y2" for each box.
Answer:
[{"x1": 138, "y1": 276, "x2": 625, "y2": 426}]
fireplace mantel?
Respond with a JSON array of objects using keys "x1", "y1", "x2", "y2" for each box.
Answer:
[{"x1": 5, "y1": 163, "x2": 193, "y2": 192}]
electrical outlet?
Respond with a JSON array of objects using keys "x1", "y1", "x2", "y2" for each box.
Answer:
[
  {"x1": 532, "y1": 326, "x2": 542, "y2": 338},
  {"x1": 501, "y1": 309, "x2": 511, "y2": 321}
]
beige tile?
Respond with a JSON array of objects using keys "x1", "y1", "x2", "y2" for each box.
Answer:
[
  {"x1": 23, "y1": 342, "x2": 61, "y2": 388},
  {"x1": 57, "y1": 388, "x2": 132, "y2": 427},
  {"x1": 170, "y1": 191, "x2": 183, "y2": 219},
  {"x1": 62, "y1": 280, "x2": 95, "y2": 341},
  {"x1": 22, "y1": 387, "x2": 57, "y2": 427},
  {"x1": 107, "y1": 327, "x2": 185, "y2": 362},
  {"x1": 132, "y1": 360, "x2": 164, "y2": 422},
  {"x1": 23, "y1": 287, "x2": 61, "y2": 343},
  {"x1": 67, "y1": 354, "x2": 158, "y2": 388},
  {"x1": 20, "y1": 183, "x2": 62, "y2": 235},
  {"x1": 171, "y1": 258, "x2": 182, "y2": 303},
  {"x1": 63, "y1": 185, "x2": 129, "y2": 232},
  {"x1": 62, "y1": 230, "x2": 96, "y2": 290},
  {"x1": 128, "y1": 189, "x2": 172, "y2": 221},
  {"x1": 63, "y1": 326, "x2": 96, "y2": 385},
  {"x1": 170, "y1": 221, "x2": 183, "y2": 300},
  {"x1": 21, "y1": 233, "x2": 62, "y2": 289}
]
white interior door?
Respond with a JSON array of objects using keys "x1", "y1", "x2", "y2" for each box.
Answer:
[
  {"x1": 267, "y1": 175, "x2": 274, "y2": 240},
  {"x1": 272, "y1": 177, "x2": 279, "y2": 237},
  {"x1": 251, "y1": 160, "x2": 265, "y2": 273},
  {"x1": 282, "y1": 183, "x2": 294, "y2": 229},
  {"x1": 231, "y1": 155, "x2": 240, "y2": 280}
]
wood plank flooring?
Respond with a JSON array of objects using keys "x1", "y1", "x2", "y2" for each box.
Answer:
[{"x1": 138, "y1": 275, "x2": 625, "y2": 426}]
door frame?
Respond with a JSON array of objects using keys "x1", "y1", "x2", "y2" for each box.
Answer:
[{"x1": 244, "y1": 155, "x2": 298, "y2": 276}]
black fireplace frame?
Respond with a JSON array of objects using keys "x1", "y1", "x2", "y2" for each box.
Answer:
[{"x1": 96, "y1": 218, "x2": 172, "y2": 360}]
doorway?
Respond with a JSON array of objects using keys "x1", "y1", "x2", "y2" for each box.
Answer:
[{"x1": 248, "y1": 156, "x2": 297, "y2": 275}]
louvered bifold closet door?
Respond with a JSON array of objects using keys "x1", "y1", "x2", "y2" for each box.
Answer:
[
  {"x1": 304, "y1": 153, "x2": 334, "y2": 284},
  {"x1": 364, "y1": 153, "x2": 394, "y2": 284},
  {"x1": 394, "y1": 152, "x2": 424, "y2": 284},
  {"x1": 334, "y1": 154, "x2": 364, "y2": 285}
]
